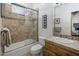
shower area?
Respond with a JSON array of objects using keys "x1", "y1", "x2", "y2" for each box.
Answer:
[{"x1": 0, "y1": 3, "x2": 38, "y2": 55}]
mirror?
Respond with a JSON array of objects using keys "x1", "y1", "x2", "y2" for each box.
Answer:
[
  {"x1": 71, "y1": 11, "x2": 79, "y2": 36},
  {"x1": 53, "y1": 4, "x2": 79, "y2": 40}
]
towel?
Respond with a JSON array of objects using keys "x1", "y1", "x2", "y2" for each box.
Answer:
[
  {"x1": 2, "y1": 27, "x2": 12, "y2": 45},
  {"x1": 1, "y1": 30, "x2": 6, "y2": 53},
  {"x1": 1, "y1": 27, "x2": 12, "y2": 53}
]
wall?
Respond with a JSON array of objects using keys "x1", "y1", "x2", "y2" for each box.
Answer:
[
  {"x1": 33, "y1": 3, "x2": 54, "y2": 38},
  {"x1": 55, "y1": 3, "x2": 79, "y2": 35}
]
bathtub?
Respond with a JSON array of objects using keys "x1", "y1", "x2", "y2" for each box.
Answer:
[{"x1": 0, "y1": 39, "x2": 37, "y2": 56}]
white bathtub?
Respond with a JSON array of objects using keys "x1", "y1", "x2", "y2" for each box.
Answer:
[{"x1": 0, "y1": 39, "x2": 37, "y2": 56}]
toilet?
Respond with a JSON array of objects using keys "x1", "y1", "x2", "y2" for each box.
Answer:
[{"x1": 30, "y1": 37, "x2": 45, "y2": 56}]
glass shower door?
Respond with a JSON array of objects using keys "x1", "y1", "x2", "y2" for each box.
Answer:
[
  {"x1": 0, "y1": 3, "x2": 38, "y2": 55},
  {"x1": 24, "y1": 9, "x2": 38, "y2": 45}
]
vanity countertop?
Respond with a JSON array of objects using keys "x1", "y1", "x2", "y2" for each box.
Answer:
[{"x1": 46, "y1": 36, "x2": 79, "y2": 51}]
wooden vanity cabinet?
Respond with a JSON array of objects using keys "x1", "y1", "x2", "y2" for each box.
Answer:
[{"x1": 43, "y1": 40, "x2": 79, "y2": 56}]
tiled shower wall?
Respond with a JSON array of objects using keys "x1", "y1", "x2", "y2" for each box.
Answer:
[{"x1": 2, "y1": 4, "x2": 38, "y2": 43}]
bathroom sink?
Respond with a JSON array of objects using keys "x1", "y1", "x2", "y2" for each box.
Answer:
[
  {"x1": 62, "y1": 40, "x2": 74, "y2": 43},
  {"x1": 59, "y1": 39, "x2": 75, "y2": 44},
  {"x1": 53, "y1": 36, "x2": 76, "y2": 44}
]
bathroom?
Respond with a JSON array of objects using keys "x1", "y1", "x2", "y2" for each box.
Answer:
[{"x1": 0, "y1": 3, "x2": 79, "y2": 56}]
